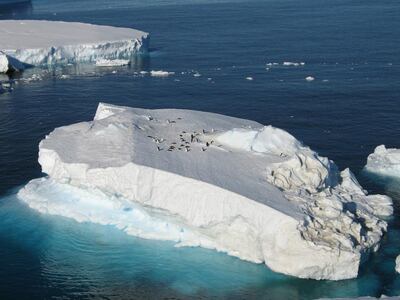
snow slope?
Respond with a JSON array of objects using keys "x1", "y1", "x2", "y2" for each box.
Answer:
[
  {"x1": 0, "y1": 20, "x2": 148, "y2": 72},
  {"x1": 18, "y1": 103, "x2": 392, "y2": 280},
  {"x1": 365, "y1": 145, "x2": 400, "y2": 178}
]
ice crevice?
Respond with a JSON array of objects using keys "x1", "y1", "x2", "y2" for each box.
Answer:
[{"x1": 18, "y1": 103, "x2": 393, "y2": 280}]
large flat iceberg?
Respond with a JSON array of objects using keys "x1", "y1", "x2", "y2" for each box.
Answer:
[
  {"x1": 0, "y1": 20, "x2": 148, "y2": 73},
  {"x1": 18, "y1": 103, "x2": 393, "y2": 280}
]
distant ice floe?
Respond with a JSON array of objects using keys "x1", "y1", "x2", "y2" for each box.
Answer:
[
  {"x1": 150, "y1": 70, "x2": 175, "y2": 77},
  {"x1": 18, "y1": 103, "x2": 393, "y2": 281},
  {"x1": 0, "y1": 20, "x2": 149, "y2": 73},
  {"x1": 283, "y1": 61, "x2": 305, "y2": 67},
  {"x1": 365, "y1": 145, "x2": 400, "y2": 179},
  {"x1": 246, "y1": 77, "x2": 253, "y2": 81},
  {"x1": 266, "y1": 62, "x2": 305, "y2": 67},
  {"x1": 305, "y1": 76, "x2": 315, "y2": 81}
]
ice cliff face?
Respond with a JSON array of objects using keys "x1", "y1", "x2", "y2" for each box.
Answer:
[
  {"x1": 365, "y1": 145, "x2": 400, "y2": 179},
  {"x1": 0, "y1": 20, "x2": 149, "y2": 73},
  {"x1": 18, "y1": 103, "x2": 392, "y2": 280}
]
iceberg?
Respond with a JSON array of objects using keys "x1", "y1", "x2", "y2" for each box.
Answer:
[
  {"x1": 18, "y1": 103, "x2": 392, "y2": 280},
  {"x1": 365, "y1": 145, "x2": 400, "y2": 179},
  {"x1": 0, "y1": 20, "x2": 149, "y2": 73}
]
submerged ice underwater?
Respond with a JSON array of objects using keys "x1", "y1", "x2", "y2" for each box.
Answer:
[{"x1": 1, "y1": 0, "x2": 400, "y2": 299}]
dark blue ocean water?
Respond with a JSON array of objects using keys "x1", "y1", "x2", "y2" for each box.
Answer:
[{"x1": 1, "y1": 0, "x2": 400, "y2": 299}]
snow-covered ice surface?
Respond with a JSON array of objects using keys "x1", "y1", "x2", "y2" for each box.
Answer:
[
  {"x1": 0, "y1": 20, "x2": 149, "y2": 73},
  {"x1": 18, "y1": 103, "x2": 392, "y2": 280},
  {"x1": 365, "y1": 145, "x2": 400, "y2": 179}
]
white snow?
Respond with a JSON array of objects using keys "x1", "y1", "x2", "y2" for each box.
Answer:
[
  {"x1": 396, "y1": 255, "x2": 400, "y2": 273},
  {"x1": 18, "y1": 103, "x2": 392, "y2": 280},
  {"x1": 246, "y1": 77, "x2": 253, "y2": 81},
  {"x1": 95, "y1": 59, "x2": 130, "y2": 67},
  {"x1": 306, "y1": 76, "x2": 315, "y2": 81},
  {"x1": 365, "y1": 145, "x2": 400, "y2": 179},
  {"x1": 150, "y1": 70, "x2": 175, "y2": 77},
  {"x1": 0, "y1": 20, "x2": 149, "y2": 73}
]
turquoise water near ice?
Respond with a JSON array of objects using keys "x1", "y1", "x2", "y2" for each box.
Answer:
[{"x1": 1, "y1": 0, "x2": 400, "y2": 298}]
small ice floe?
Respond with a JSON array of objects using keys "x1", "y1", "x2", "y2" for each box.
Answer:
[
  {"x1": 283, "y1": 62, "x2": 305, "y2": 67},
  {"x1": 305, "y1": 76, "x2": 315, "y2": 82},
  {"x1": 150, "y1": 70, "x2": 175, "y2": 77},
  {"x1": 22, "y1": 74, "x2": 43, "y2": 82},
  {"x1": 246, "y1": 77, "x2": 253, "y2": 81},
  {"x1": 95, "y1": 59, "x2": 130, "y2": 67},
  {"x1": 365, "y1": 145, "x2": 400, "y2": 179},
  {"x1": 193, "y1": 72, "x2": 202, "y2": 77},
  {"x1": 266, "y1": 62, "x2": 279, "y2": 66}
]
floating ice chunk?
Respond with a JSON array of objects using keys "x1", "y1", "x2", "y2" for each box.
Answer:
[
  {"x1": 283, "y1": 61, "x2": 305, "y2": 66},
  {"x1": 95, "y1": 59, "x2": 130, "y2": 67},
  {"x1": 193, "y1": 72, "x2": 202, "y2": 77},
  {"x1": 19, "y1": 103, "x2": 392, "y2": 280},
  {"x1": 150, "y1": 70, "x2": 175, "y2": 77},
  {"x1": 365, "y1": 145, "x2": 400, "y2": 178},
  {"x1": 0, "y1": 20, "x2": 149, "y2": 73},
  {"x1": 246, "y1": 77, "x2": 253, "y2": 80},
  {"x1": 305, "y1": 76, "x2": 315, "y2": 81}
]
